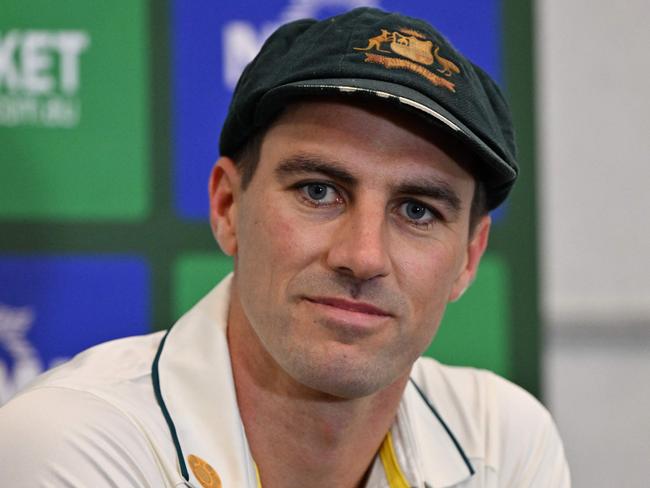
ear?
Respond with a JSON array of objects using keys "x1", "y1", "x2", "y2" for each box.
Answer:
[
  {"x1": 209, "y1": 156, "x2": 241, "y2": 256},
  {"x1": 448, "y1": 214, "x2": 491, "y2": 302}
]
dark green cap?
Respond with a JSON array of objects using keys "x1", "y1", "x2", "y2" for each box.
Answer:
[{"x1": 219, "y1": 7, "x2": 518, "y2": 209}]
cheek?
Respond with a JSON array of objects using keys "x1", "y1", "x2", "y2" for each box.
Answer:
[
  {"x1": 261, "y1": 208, "x2": 319, "y2": 262},
  {"x1": 396, "y1": 235, "x2": 462, "y2": 280},
  {"x1": 394, "y1": 241, "x2": 465, "y2": 319},
  {"x1": 237, "y1": 198, "x2": 327, "y2": 284}
]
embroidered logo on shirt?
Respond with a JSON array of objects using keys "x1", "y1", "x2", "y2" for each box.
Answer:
[
  {"x1": 354, "y1": 28, "x2": 460, "y2": 93},
  {"x1": 188, "y1": 454, "x2": 222, "y2": 488}
]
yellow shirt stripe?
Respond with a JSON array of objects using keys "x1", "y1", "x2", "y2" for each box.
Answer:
[{"x1": 378, "y1": 431, "x2": 411, "y2": 488}]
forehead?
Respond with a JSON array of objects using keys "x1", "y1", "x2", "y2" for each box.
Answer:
[{"x1": 257, "y1": 99, "x2": 476, "y2": 189}]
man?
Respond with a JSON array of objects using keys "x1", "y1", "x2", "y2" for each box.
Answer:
[{"x1": 0, "y1": 7, "x2": 570, "y2": 487}]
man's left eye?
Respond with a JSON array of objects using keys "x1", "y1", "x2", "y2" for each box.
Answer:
[
  {"x1": 399, "y1": 201, "x2": 435, "y2": 224},
  {"x1": 300, "y1": 183, "x2": 340, "y2": 205}
]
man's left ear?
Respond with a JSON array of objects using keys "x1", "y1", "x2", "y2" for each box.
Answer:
[{"x1": 449, "y1": 215, "x2": 491, "y2": 302}]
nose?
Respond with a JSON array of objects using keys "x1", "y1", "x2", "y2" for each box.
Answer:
[{"x1": 326, "y1": 200, "x2": 391, "y2": 281}]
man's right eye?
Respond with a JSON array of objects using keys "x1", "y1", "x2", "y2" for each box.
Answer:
[{"x1": 298, "y1": 183, "x2": 342, "y2": 206}]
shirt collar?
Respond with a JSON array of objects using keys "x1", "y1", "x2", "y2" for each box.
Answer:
[
  {"x1": 397, "y1": 379, "x2": 475, "y2": 487},
  {"x1": 153, "y1": 274, "x2": 474, "y2": 488},
  {"x1": 152, "y1": 275, "x2": 258, "y2": 487}
]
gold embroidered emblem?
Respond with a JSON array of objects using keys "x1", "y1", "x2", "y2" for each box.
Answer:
[
  {"x1": 188, "y1": 454, "x2": 222, "y2": 488},
  {"x1": 354, "y1": 27, "x2": 460, "y2": 92},
  {"x1": 391, "y1": 32, "x2": 434, "y2": 65}
]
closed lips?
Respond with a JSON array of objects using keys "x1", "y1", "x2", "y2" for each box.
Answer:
[{"x1": 306, "y1": 297, "x2": 391, "y2": 316}]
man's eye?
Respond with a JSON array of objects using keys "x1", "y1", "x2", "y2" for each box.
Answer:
[
  {"x1": 299, "y1": 183, "x2": 340, "y2": 205},
  {"x1": 399, "y1": 201, "x2": 435, "y2": 225}
]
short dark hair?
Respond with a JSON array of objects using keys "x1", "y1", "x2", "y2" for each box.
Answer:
[{"x1": 231, "y1": 126, "x2": 265, "y2": 192}]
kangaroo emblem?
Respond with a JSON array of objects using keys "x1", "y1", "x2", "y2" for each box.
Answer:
[
  {"x1": 354, "y1": 29, "x2": 394, "y2": 53},
  {"x1": 434, "y1": 46, "x2": 460, "y2": 77},
  {"x1": 354, "y1": 28, "x2": 460, "y2": 93}
]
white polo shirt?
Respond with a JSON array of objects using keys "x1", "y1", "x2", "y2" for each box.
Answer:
[{"x1": 0, "y1": 276, "x2": 570, "y2": 487}]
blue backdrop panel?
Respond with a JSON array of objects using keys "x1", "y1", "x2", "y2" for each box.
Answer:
[
  {"x1": 173, "y1": 0, "x2": 502, "y2": 219},
  {"x1": 0, "y1": 256, "x2": 150, "y2": 403}
]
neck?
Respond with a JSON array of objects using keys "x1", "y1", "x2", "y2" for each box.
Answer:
[{"x1": 227, "y1": 289, "x2": 408, "y2": 488}]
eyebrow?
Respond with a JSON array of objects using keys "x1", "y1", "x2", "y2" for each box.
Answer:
[
  {"x1": 394, "y1": 180, "x2": 462, "y2": 214},
  {"x1": 274, "y1": 154, "x2": 358, "y2": 187},
  {"x1": 274, "y1": 153, "x2": 462, "y2": 214}
]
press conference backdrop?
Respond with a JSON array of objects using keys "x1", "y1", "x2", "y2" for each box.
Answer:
[{"x1": 0, "y1": 0, "x2": 538, "y2": 405}]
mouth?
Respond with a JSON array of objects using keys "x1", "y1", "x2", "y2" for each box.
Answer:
[{"x1": 304, "y1": 297, "x2": 392, "y2": 317}]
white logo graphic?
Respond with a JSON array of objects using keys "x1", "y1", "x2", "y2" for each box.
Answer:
[
  {"x1": 0, "y1": 303, "x2": 68, "y2": 405},
  {"x1": 222, "y1": 0, "x2": 380, "y2": 89},
  {"x1": 0, "y1": 304, "x2": 39, "y2": 404},
  {"x1": 0, "y1": 30, "x2": 90, "y2": 128}
]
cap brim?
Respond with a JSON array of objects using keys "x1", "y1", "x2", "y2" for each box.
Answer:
[{"x1": 257, "y1": 78, "x2": 517, "y2": 189}]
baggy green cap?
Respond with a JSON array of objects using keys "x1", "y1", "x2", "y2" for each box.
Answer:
[{"x1": 219, "y1": 7, "x2": 518, "y2": 209}]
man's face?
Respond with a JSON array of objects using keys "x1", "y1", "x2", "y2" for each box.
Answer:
[{"x1": 212, "y1": 100, "x2": 489, "y2": 399}]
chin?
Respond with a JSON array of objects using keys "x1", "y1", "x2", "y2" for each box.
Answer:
[{"x1": 284, "y1": 353, "x2": 401, "y2": 400}]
